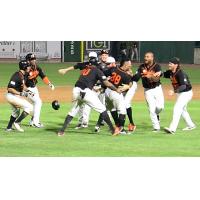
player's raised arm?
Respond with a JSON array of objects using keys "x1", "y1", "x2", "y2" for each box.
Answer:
[{"x1": 58, "y1": 66, "x2": 75, "y2": 75}]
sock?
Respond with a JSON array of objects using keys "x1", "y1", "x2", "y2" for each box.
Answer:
[
  {"x1": 126, "y1": 107, "x2": 134, "y2": 125},
  {"x1": 96, "y1": 113, "x2": 103, "y2": 127},
  {"x1": 7, "y1": 115, "x2": 16, "y2": 129},
  {"x1": 119, "y1": 114, "x2": 126, "y2": 128},
  {"x1": 111, "y1": 111, "x2": 119, "y2": 126},
  {"x1": 60, "y1": 115, "x2": 73, "y2": 132},
  {"x1": 15, "y1": 111, "x2": 28, "y2": 123},
  {"x1": 101, "y1": 111, "x2": 114, "y2": 133}
]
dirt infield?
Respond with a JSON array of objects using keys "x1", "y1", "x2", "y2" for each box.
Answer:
[{"x1": 0, "y1": 85, "x2": 199, "y2": 103}]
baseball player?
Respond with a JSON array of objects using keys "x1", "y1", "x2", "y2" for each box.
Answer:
[
  {"x1": 5, "y1": 60, "x2": 34, "y2": 132},
  {"x1": 75, "y1": 50, "x2": 110, "y2": 129},
  {"x1": 163, "y1": 57, "x2": 196, "y2": 134},
  {"x1": 74, "y1": 52, "x2": 98, "y2": 129},
  {"x1": 132, "y1": 52, "x2": 164, "y2": 132},
  {"x1": 94, "y1": 56, "x2": 117, "y2": 132},
  {"x1": 57, "y1": 58, "x2": 122, "y2": 136},
  {"x1": 101, "y1": 58, "x2": 132, "y2": 134},
  {"x1": 25, "y1": 53, "x2": 55, "y2": 128}
]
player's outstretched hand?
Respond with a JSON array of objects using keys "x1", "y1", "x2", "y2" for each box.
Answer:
[
  {"x1": 58, "y1": 69, "x2": 67, "y2": 75},
  {"x1": 49, "y1": 83, "x2": 55, "y2": 90}
]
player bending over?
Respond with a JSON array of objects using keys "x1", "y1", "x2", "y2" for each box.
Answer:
[
  {"x1": 57, "y1": 58, "x2": 122, "y2": 136},
  {"x1": 5, "y1": 61, "x2": 34, "y2": 132}
]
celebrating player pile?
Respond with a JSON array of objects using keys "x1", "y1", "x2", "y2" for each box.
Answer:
[{"x1": 4, "y1": 50, "x2": 196, "y2": 136}]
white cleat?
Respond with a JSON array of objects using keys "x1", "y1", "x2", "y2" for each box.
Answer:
[
  {"x1": 82, "y1": 123, "x2": 88, "y2": 128},
  {"x1": 14, "y1": 122, "x2": 24, "y2": 132},
  {"x1": 94, "y1": 126, "x2": 100, "y2": 133},
  {"x1": 33, "y1": 123, "x2": 44, "y2": 128},
  {"x1": 182, "y1": 126, "x2": 196, "y2": 131},
  {"x1": 164, "y1": 127, "x2": 175, "y2": 134}
]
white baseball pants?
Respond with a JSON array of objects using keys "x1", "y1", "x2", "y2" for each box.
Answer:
[
  {"x1": 124, "y1": 81, "x2": 137, "y2": 108},
  {"x1": 68, "y1": 87, "x2": 106, "y2": 117},
  {"x1": 169, "y1": 90, "x2": 195, "y2": 132},
  {"x1": 105, "y1": 88, "x2": 126, "y2": 115},
  {"x1": 27, "y1": 86, "x2": 42, "y2": 125},
  {"x1": 6, "y1": 93, "x2": 33, "y2": 118},
  {"x1": 144, "y1": 85, "x2": 164, "y2": 130}
]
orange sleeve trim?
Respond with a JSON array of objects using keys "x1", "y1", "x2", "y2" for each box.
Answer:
[{"x1": 43, "y1": 76, "x2": 50, "y2": 85}]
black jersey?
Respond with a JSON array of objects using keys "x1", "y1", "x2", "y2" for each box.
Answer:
[
  {"x1": 7, "y1": 71, "x2": 25, "y2": 92},
  {"x1": 163, "y1": 69, "x2": 192, "y2": 92},
  {"x1": 74, "y1": 64, "x2": 107, "y2": 90},
  {"x1": 132, "y1": 63, "x2": 162, "y2": 89},
  {"x1": 97, "y1": 61, "x2": 109, "y2": 72},
  {"x1": 25, "y1": 65, "x2": 46, "y2": 88},
  {"x1": 104, "y1": 67, "x2": 131, "y2": 88}
]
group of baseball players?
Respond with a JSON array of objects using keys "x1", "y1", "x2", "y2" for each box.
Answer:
[
  {"x1": 57, "y1": 50, "x2": 196, "y2": 136},
  {"x1": 5, "y1": 53, "x2": 55, "y2": 132},
  {"x1": 4, "y1": 50, "x2": 196, "y2": 136}
]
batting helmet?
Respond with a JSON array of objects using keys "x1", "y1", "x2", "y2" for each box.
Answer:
[
  {"x1": 26, "y1": 53, "x2": 36, "y2": 61},
  {"x1": 52, "y1": 100, "x2": 60, "y2": 110},
  {"x1": 19, "y1": 60, "x2": 30, "y2": 71}
]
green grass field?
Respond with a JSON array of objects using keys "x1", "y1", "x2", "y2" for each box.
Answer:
[{"x1": 0, "y1": 63, "x2": 199, "y2": 156}]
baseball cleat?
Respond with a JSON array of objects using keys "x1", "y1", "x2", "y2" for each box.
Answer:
[
  {"x1": 152, "y1": 129, "x2": 160, "y2": 133},
  {"x1": 164, "y1": 127, "x2": 175, "y2": 134},
  {"x1": 32, "y1": 123, "x2": 44, "y2": 128},
  {"x1": 128, "y1": 123, "x2": 136, "y2": 132},
  {"x1": 57, "y1": 131, "x2": 65, "y2": 136},
  {"x1": 112, "y1": 127, "x2": 120, "y2": 136},
  {"x1": 94, "y1": 125, "x2": 100, "y2": 133},
  {"x1": 75, "y1": 123, "x2": 82, "y2": 129},
  {"x1": 5, "y1": 128, "x2": 14, "y2": 132},
  {"x1": 182, "y1": 126, "x2": 196, "y2": 131},
  {"x1": 82, "y1": 123, "x2": 88, "y2": 128},
  {"x1": 120, "y1": 128, "x2": 127, "y2": 135},
  {"x1": 14, "y1": 122, "x2": 24, "y2": 132}
]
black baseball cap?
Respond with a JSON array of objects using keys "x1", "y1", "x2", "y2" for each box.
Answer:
[
  {"x1": 169, "y1": 57, "x2": 180, "y2": 65},
  {"x1": 100, "y1": 50, "x2": 109, "y2": 55}
]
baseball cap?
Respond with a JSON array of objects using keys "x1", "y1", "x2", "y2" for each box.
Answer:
[
  {"x1": 89, "y1": 51, "x2": 97, "y2": 58},
  {"x1": 106, "y1": 56, "x2": 115, "y2": 64},
  {"x1": 100, "y1": 50, "x2": 109, "y2": 55},
  {"x1": 169, "y1": 57, "x2": 180, "y2": 65}
]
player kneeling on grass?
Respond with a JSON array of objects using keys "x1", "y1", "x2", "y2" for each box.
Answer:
[
  {"x1": 5, "y1": 60, "x2": 34, "y2": 132},
  {"x1": 57, "y1": 58, "x2": 123, "y2": 136},
  {"x1": 162, "y1": 57, "x2": 196, "y2": 134}
]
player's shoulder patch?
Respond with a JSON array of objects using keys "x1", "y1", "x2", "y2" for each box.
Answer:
[{"x1": 10, "y1": 81, "x2": 15, "y2": 85}]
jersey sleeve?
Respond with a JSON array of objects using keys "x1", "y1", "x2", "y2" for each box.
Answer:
[
  {"x1": 131, "y1": 66, "x2": 141, "y2": 82},
  {"x1": 163, "y1": 70, "x2": 171, "y2": 78},
  {"x1": 176, "y1": 71, "x2": 188, "y2": 86},
  {"x1": 124, "y1": 75, "x2": 132, "y2": 85},
  {"x1": 37, "y1": 67, "x2": 46, "y2": 79},
  {"x1": 7, "y1": 73, "x2": 22, "y2": 88},
  {"x1": 74, "y1": 62, "x2": 88, "y2": 70},
  {"x1": 96, "y1": 68, "x2": 107, "y2": 82},
  {"x1": 154, "y1": 64, "x2": 162, "y2": 72},
  {"x1": 103, "y1": 67, "x2": 113, "y2": 77}
]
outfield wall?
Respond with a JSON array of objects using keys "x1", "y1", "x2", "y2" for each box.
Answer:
[{"x1": 0, "y1": 41, "x2": 61, "y2": 61}]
